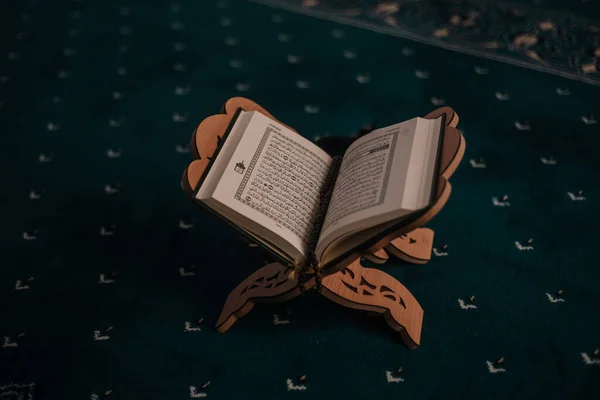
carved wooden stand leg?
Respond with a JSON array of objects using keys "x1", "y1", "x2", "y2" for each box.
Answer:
[
  {"x1": 215, "y1": 263, "x2": 313, "y2": 332},
  {"x1": 320, "y1": 258, "x2": 424, "y2": 349},
  {"x1": 182, "y1": 98, "x2": 465, "y2": 348},
  {"x1": 216, "y1": 257, "x2": 424, "y2": 348}
]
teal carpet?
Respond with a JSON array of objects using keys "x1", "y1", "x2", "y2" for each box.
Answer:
[
  {"x1": 1, "y1": 0, "x2": 599, "y2": 398},
  {"x1": 255, "y1": 0, "x2": 600, "y2": 85}
]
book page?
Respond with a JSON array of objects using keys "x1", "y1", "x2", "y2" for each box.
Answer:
[
  {"x1": 206, "y1": 111, "x2": 332, "y2": 263},
  {"x1": 321, "y1": 123, "x2": 413, "y2": 230},
  {"x1": 196, "y1": 110, "x2": 253, "y2": 200},
  {"x1": 316, "y1": 117, "x2": 442, "y2": 260}
]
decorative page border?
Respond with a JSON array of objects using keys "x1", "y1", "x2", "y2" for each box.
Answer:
[
  {"x1": 234, "y1": 127, "x2": 272, "y2": 201},
  {"x1": 234, "y1": 128, "x2": 328, "y2": 241},
  {"x1": 323, "y1": 130, "x2": 399, "y2": 230}
]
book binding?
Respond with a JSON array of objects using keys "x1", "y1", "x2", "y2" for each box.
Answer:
[{"x1": 293, "y1": 155, "x2": 343, "y2": 283}]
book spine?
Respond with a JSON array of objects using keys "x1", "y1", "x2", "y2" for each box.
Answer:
[{"x1": 301, "y1": 155, "x2": 343, "y2": 282}]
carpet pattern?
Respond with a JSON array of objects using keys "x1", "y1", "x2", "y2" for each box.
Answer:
[
  {"x1": 256, "y1": 0, "x2": 600, "y2": 85},
  {"x1": 1, "y1": 0, "x2": 599, "y2": 398}
]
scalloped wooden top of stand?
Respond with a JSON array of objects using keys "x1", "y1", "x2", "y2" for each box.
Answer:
[
  {"x1": 181, "y1": 98, "x2": 465, "y2": 348},
  {"x1": 182, "y1": 97, "x2": 465, "y2": 276}
]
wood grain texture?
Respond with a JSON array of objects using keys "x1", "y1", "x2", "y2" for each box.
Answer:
[
  {"x1": 361, "y1": 108, "x2": 465, "y2": 255},
  {"x1": 363, "y1": 248, "x2": 389, "y2": 264},
  {"x1": 320, "y1": 258, "x2": 424, "y2": 349},
  {"x1": 181, "y1": 98, "x2": 465, "y2": 340},
  {"x1": 215, "y1": 263, "x2": 313, "y2": 332},
  {"x1": 182, "y1": 97, "x2": 292, "y2": 197},
  {"x1": 385, "y1": 228, "x2": 434, "y2": 264},
  {"x1": 182, "y1": 99, "x2": 464, "y2": 269},
  {"x1": 182, "y1": 98, "x2": 302, "y2": 333},
  {"x1": 318, "y1": 107, "x2": 465, "y2": 275}
]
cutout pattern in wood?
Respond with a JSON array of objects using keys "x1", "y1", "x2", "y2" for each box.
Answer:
[
  {"x1": 215, "y1": 263, "x2": 306, "y2": 332},
  {"x1": 181, "y1": 98, "x2": 464, "y2": 346},
  {"x1": 385, "y1": 228, "x2": 435, "y2": 264},
  {"x1": 363, "y1": 248, "x2": 389, "y2": 264},
  {"x1": 320, "y1": 258, "x2": 424, "y2": 349}
]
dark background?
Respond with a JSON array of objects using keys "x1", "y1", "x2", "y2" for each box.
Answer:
[{"x1": 1, "y1": 0, "x2": 599, "y2": 398}]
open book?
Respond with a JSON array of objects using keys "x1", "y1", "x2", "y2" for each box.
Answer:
[{"x1": 195, "y1": 109, "x2": 445, "y2": 271}]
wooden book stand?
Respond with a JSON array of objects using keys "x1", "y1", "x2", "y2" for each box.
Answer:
[{"x1": 182, "y1": 97, "x2": 465, "y2": 348}]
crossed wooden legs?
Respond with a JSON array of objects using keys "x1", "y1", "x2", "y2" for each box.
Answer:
[
  {"x1": 180, "y1": 100, "x2": 464, "y2": 348},
  {"x1": 215, "y1": 263, "x2": 309, "y2": 332},
  {"x1": 215, "y1": 228, "x2": 434, "y2": 348}
]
